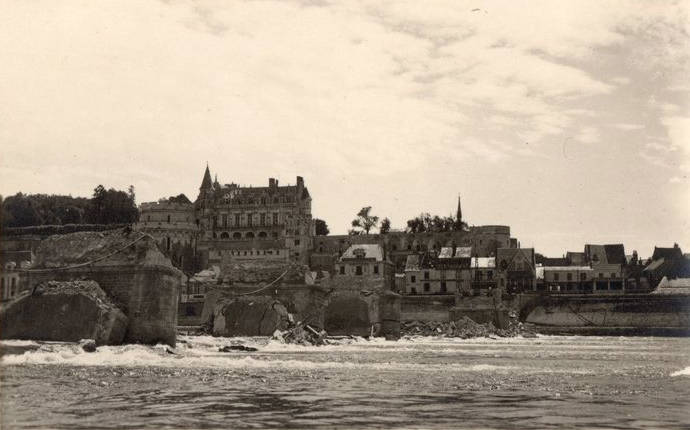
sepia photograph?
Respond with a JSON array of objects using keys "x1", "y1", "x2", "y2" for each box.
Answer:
[{"x1": 0, "y1": 1, "x2": 688, "y2": 428}]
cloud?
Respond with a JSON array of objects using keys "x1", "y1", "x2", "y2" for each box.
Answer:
[
  {"x1": 612, "y1": 123, "x2": 645, "y2": 131},
  {"x1": 662, "y1": 116, "x2": 690, "y2": 152}
]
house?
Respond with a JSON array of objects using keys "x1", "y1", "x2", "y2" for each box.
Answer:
[
  {"x1": 644, "y1": 244, "x2": 690, "y2": 288},
  {"x1": 541, "y1": 266, "x2": 594, "y2": 293},
  {"x1": 403, "y1": 247, "x2": 472, "y2": 295},
  {"x1": 334, "y1": 244, "x2": 394, "y2": 290},
  {"x1": 584, "y1": 244, "x2": 627, "y2": 291},
  {"x1": 496, "y1": 248, "x2": 536, "y2": 293}
]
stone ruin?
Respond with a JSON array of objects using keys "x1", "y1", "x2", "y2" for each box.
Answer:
[{"x1": 2, "y1": 229, "x2": 183, "y2": 346}]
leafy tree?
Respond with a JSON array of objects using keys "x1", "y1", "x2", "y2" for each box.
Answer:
[
  {"x1": 380, "y1": 217, "x2": 391, "y2": 234},
  {"x1": 405, "y1": 212, "x2": 467, "y2": 233},
  {"x1": 351, "y1": 206, "x2": 379, "y2": 234},
  {"x1": 85, "y1": 185, "x2": 138, "y2": 224},
  {"x1": 314, "y1": 218, "x2": 329, "y2": 235}
]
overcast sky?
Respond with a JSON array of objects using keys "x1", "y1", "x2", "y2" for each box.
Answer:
[{"x1": 1, "y1": 0, "x2": 688, "y2": 256}]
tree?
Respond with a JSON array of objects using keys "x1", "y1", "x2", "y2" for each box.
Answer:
[
  {"x1": 380, "y1": 217, "x2": 391, "y2": 234},
  {"x1": 405, "y1": 212, "x2": 467, "y2": 233},
  {"x1": 85, "y1": 185, "x2": 138, "y2": 224},
  {"x1": 351, "y1": 206, "x2": 379, "y2": 234},
  {"x1": 314, "y1": 218, "x2": 329, "y2": 236}
]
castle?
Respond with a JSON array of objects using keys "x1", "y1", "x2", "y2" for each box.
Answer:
[
  {"x1": 135, "y1": 164, "x2": 518, "y2": 282},
  {"x1": 136, "y1": 165, "x2": 314, "y2": 272}
]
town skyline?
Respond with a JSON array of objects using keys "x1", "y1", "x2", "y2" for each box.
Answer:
[{"x1": 1, "y1": 1, "x2": 688, "y2": 257}]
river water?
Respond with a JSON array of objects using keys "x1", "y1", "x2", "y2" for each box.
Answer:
[{"x1": 1, "y1": 335, "x2": 688, "y2": 429}]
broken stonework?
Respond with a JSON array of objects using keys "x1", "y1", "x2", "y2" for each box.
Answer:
[
  {"x1": 212, "y1": 296, "x2": 290, "y2": 337},
  {"x1": 0, "y1": 281, "x2": 127, "y2": 345},
  {"x1": 22, "y1": 229, "x2": 182, "y2": 346}
]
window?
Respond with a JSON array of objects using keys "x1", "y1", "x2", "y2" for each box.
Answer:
[
  {"x1": 247, "y1": 213, "x2": 253, "y2": 227},
  {"x1": 273, "y1": 213, "x2": 279, "y2": 225},
  {"x1": 246, "y1": 232, "x2": 255, "y2": 239},
  {"x1": 166, "y1": 237, "x2": 171, "y2": 251},
  {"x1": 235, "y1": 214, "x2": 240, "y2": 227},
  {"x1": 440, "y1": 282, "x2": 447, "y2": 293},
  {"x1": 220, "y1": 232, "x2": 229, "y2": 239},
  {"x1": 295, "y1": 239, "x2": 300, "y2": 246},
  {"x1": 554, "y1": 273, "x2": 559, "y2": 281},
  {"x1": 599, "y1": 273, "x2": 604, "y2": 279},
  {"x1": 167, "y1": 215, "x2": 171, "y2": 223},
  {"x1": 260, "y1": 213, "x2": 266, "y2": 226},
  {"x1": 147, "y1": 215, "x2": 151, "y2": 221},
  {"x1": 423, "y1": 283, "x2": 430, "y2": 292},
  {"x1": 567, "y1": 273, "x2": 572, "y2": 281},
  {"x1": 487, "y1": 271, "x2": 493, "y2": 280},
  {"x1": 610, "y1": 273, "x2": 616, "y2": 278},
  {"x1": 410, "y1": 287, "x2": 417, "y2": 295},
  {"x1": 233, "y1": 232, "x2": 242, "y2": 239},
  {"x1": 411, "y1": 275, "x2": 416, "y2": 283},
  {"x1": 222, "y1": 214, "x2": 228, "y2": 227},
  {"x1": 374, "y1": 265, "x2": 379, "y2": 274},
  {"x1": 340, "y1": 266, "x2": 345, "y2": 275},
  {"x1": 424, "y1": 271, "x2": 429, "y2": 280},
  {"x1": 580, "y1": 273, "x2": 587, "y2": 281},
  {"x1": 356, "y1": 266, "x2": 363, "y2": 275}
]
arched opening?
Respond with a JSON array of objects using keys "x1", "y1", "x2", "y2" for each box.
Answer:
[
  {"x1": 258, "y1": 231, "x2": 268, "y2": 238},
  {"x1": 220, "y1": 232, "x2": 230, "y2": 239},
  {"x1": 233, "y1": 232, "x2": 242, "y2": 239},
  {"x1": 246, "y1": 232, "x2": 255, "y2": 239}
]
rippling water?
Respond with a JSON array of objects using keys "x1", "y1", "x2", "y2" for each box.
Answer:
[{"x1": 1, "y1": 335, "x2": 689, "y2": 429}]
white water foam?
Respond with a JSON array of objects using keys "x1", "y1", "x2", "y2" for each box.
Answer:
[{"x1": 671, "y1": 367, "x2": 690, "y2": 377}]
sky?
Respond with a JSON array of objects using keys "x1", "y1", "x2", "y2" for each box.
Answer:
[{"x1": 1, "y1": 0, "x2": 688, "y2": 257}]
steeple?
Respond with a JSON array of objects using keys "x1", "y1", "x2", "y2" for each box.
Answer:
[
  {"x1": 456, "y1": 194, "x2": 462, "y2": 224},
  {"x1": 200, "y1": 163, "x2": 212, "y2": 191}
]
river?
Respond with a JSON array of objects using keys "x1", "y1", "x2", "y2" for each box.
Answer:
[{"x1": 1, "y1": 335, "x2": 688, "y2": 429}]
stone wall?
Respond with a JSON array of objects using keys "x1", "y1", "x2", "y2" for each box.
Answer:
[{"x1": 401, "y1": 295, "x2": 455, "y2": 322}]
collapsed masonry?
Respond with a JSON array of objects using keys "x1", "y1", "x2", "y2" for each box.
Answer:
[
  {"x1": 0, "y1": 281, "x2": 128, "y2": 345},
  {"x1": 3, "y1": 229, "x2": 183, "y2": 346}
]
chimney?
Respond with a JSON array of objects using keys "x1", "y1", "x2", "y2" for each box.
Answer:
[
  {"x1": 297, "y1": 176, "x2": 304, "y2": 188},
  {"x1": 269, "y1": 178, "x2": 276, "y2": 188}
]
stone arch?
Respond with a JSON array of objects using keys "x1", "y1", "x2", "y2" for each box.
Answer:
[
  {"x1": 220, "y1": 232, "x2": 230, "y2": 239},
  {"x1": 245, "y1": 232, "x2": 255, "y2": 239},
  {"x1": 258, "y1": 231, "x2": 268, "y2": 238},
  {"x1": 325, "y1": 295, "x2": 371, "y2": 336},
  {"x1": 233, "y1": 232, "x2": 242, "y2": 239}
]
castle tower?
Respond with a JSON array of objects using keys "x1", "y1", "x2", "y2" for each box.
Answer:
[{"x1": 200, "y1": 164, "x2": 212, "y2": 191}]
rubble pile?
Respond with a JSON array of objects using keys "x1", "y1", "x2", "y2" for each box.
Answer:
[
  {"x1": 272, "y1": 321, "x2": 328, "y2": 346},
  {"x1": 401, "y1": 316, "x2": 535, "y2": 339}
]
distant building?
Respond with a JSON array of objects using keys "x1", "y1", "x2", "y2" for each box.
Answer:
[
  {"x1": 540, "y1": 266, "x2": 594, "y2": 293},
  {"x1": 644, "y1": 244, "x2": 690, "y2": 287},
  {"x1": 403, "y1": 247, "x2": 472, "y2": 295},
  {"x1": 0, "y1": 250, "x2": 32, "y2": 301},
  {"x1": 496, "y1": 248, "x2": 536, "y2": 293},
  {"x1": 333, "y1": 244, "x2": 394, "y2": 291},
  {"x1": 469, "y1": 257, "x2": 497, "y2": 294},
  {"x1": 584, "y1": 244, "x2": 627, "y2": 291}
]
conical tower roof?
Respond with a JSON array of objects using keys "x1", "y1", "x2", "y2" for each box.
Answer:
[{"x1": 200, "y1": 164, "x2": 212, "y2": 190}]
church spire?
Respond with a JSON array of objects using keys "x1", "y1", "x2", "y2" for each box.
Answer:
[
  {"x1": 200, "y1": 163, "x2": 212, "y2": 191},
  {"x1": 456, "y1": 194, "x2": 462, "y2": 225}
]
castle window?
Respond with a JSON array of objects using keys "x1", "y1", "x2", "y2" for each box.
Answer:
[
  {"x1": 567, "y1": 273, "x2": 572, "y2": 281},
  {"x1": 340, "y1": 266, "x2": 345, "y2": 275},
  {"x1": 258, "y1": 231, "x2": 267, "y2": 238},
  {"x1": 147, "y1": 215, "x2": 151, "y2": 221},
  {"x1": 260, "y1": 213, "x2": 266, "y2": 226},
  {"x1": 235, "y1": 214, "x2": 240, "y2": 227},
  {"x1": 411, "y1": 275, "x2": 416, "y2": 283},
  {"x1": 247, "y1": 214, "x2": 253, "y2": 227},
  {"x1": 424, "y1": 271, "x2": 429, "y2": 280},
  {"x1": 166, "y1": 237, "x2": 171, "y2": 251},
  {"x1": 374, "y1": 265, "x2": 379, "y2": 275},
  {"x1": 273, "y1": 213, "x2": 279, "y2": 225},
  {"x1": 246, "y1": 232, "x2": 255, "y2": 239},
  {"x1": 356, "y1": 266, "x2": 363, "y2": 275},
  {"x1": 222, "y1": 214, "x2": 228, "y2": 227},
  {"x1": 167, "y1": 215, "x2": 171, "y2": 223},
  {"x1": 440, "y1": 282, "x2": 447, "y2": 293},
  {"x1": 261, "y1": 197, "x2": 266, "y2": 205},
  {"x1": 220, "y1": 232, "x2": 229, "y2": 239},
  {"x1": 233, "y1": 232, "x2": 242, "y2": 239},
  {"x1": 424, "y1": 283, "x2": 430, "y2": 292},
  {"x1": 294, "y1": 239, "x2": 300, "y2": 246}
]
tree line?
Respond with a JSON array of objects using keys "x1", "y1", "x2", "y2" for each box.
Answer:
[{"x1": 1, "y1": 185, "x2": 139, "y2": 228}]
